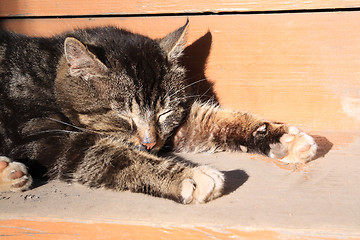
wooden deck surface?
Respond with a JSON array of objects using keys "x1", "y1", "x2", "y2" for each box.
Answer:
[{"x1": 0, "y1": 133, "x2": 359, "y2": 239}]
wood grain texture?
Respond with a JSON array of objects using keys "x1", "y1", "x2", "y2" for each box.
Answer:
[
  {"x1": 1, "y1": 13, "x2": 360, "y2": 132},
  {"x1": 0, "y1": 219, "x2": 347, "y2": 240},
  {"x1": 1, "y1": 0, "x2": 360, "y2": 17}
]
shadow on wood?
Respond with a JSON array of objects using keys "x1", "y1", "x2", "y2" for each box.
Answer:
[
  {"x1": 222, "y1": 169, "x2": 249, "y2": 196},
  {"x1": 181, "y1": 31, "x2": 218, "y2": 103},
  {"x1": 312, "y1": 135, "x2": 333, "y2": 160}
]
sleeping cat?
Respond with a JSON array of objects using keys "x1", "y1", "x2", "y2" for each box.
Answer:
[{"x1": 0, "y1": 20, "x2": 317, "y2": 204}]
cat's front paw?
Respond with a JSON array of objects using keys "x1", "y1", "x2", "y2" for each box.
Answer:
[
  {"x1": 0, "y1": 156, "x2": 32, "y2": 192},
  {"x1": 269, "y1": 127, "x2": 317, "y2": 164},
  {"x1": 181, "y1": 166, "x2": 224, "y2": 204}
]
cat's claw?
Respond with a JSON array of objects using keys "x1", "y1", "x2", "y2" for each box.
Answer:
[
  {"x1": 0, "y1": 156, "x2": 32, "y2": 192},
  {"x1": 181, "y1": 166, "x2": 224, "y2": 204},
  {"x1": 269, "y1": 127, "x2": 317, "y2": 163}
]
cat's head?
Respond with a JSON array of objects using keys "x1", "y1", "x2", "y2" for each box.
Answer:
[{"x1": 55, "y1": 20, "x2": 192, "y2": 152}]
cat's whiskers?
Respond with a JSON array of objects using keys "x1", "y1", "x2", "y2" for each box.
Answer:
[
  {"x1": 168, "y1": 85, "x2": 215, "y2": 105},
  {"x1": 47, "y1": 117, "x2": 97, "y2": 134},
  {"x1": 168, "y1": 94, "x2": 204, "y2": 104},
  {"x1": 199, "y1": 85, "x2": 213, "y2": 99},
  {"x1": 26, "y1": 129, "x2": 81, "y2": 137},
  {"x1": 164, "y1": 78, "x2": 208, "y2": 100},
  {"x1": 162, "y1": 74, "x2": 203, "y2": 100},
  {"x1": 168, "y1": 94, "x2": 198, "y2": 103},
  {"x1": 24, "y1": 118, "x2": 91, "y2": 138}
]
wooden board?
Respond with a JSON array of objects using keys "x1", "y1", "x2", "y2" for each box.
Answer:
[
  {"x1": 1, "y1": 13, "x2": 360, "y2": 132},
  {"x1": 1, "y1": 219, "x2": 355, "y2": 240},
  {"x1": 1, "y1": 0, "x2": 360, "y2": 17}
]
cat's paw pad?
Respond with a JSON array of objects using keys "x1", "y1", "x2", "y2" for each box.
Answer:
[
  {"x1": 0, "y1": 156, "x2": 32, "y2": 192},
  {"x1": 181, "y1": 166, "x2": 224, "y2": 204},
  {"x1": 269, "y1": 127, "x2": 317, "y2": 163}
]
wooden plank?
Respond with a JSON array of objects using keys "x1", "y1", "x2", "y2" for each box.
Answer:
[
  {"x1": 1, "y1": 219, "x2": 349, "y2": 240},
  {"x1": 1, "y1": 0, "x2": 360, "y2": 17},
  {"x1": 1, "y1": 13, "x2": 360, "y2": 132}
]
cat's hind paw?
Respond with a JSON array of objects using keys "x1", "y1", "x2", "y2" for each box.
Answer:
[
  {"x1": 181, "y1": 166, "x2": 224, "y2": 204},
  {"x1": 0, "y1": 156, "x2": 32, "y2": 192},
  {"x1": 269, "y1": 127, "x2": 317, "y2": 164}
]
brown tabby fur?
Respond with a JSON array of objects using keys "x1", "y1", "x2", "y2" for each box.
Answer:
[{"x1": 0, "y1": 20, "x2": 317, "y2": 203}]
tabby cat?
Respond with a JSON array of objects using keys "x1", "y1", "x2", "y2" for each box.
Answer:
[{"x1": 0, "y1": 20, "x2": 317, "y2": 204}]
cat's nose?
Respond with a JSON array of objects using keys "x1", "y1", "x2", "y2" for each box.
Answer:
[
  {"x1": 142, "y1": 141, "x2": 156, "y2": 150},
  {"x1": 141, "y1": 129, "x2": 156, "y2": 150}
]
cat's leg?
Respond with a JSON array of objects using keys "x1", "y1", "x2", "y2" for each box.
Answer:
[
  {"x1": 172, "y1": 102, "x2": 317, "y2": 164},
  {"x1": 0, "y1": 156, "x2": 32, "y2": 192},
  {"x1": 55, "y1": 135, "x2": 224, "y2": 204}
]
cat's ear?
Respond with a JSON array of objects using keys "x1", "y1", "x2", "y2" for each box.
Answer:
[
  {"x1": 64, "y1": 37, "x2": 108, "y2": 80},
  {"x1": 158, "y1": 19, "x2": 189, "y2": 61}
]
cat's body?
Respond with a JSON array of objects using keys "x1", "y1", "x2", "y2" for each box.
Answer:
[{"x1": 0, "y1": 21, "x2": 317, "y2": 203}]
